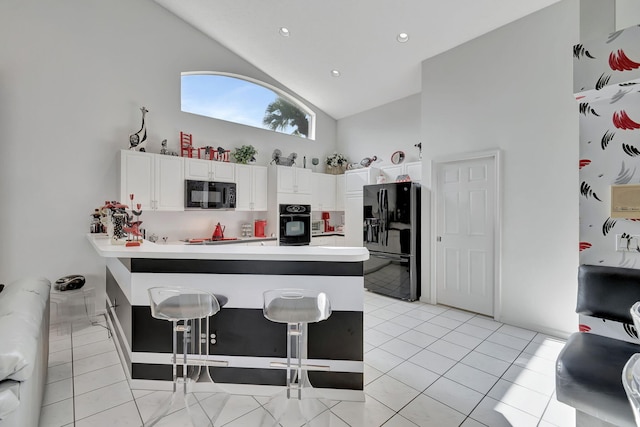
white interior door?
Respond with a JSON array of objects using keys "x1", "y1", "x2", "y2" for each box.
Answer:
[{"x1": 435, "y1": 155, "x2": 496, "y2": 316}]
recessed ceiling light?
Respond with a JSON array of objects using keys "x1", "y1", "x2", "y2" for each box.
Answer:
[
  {"x1": 397, "y1": 32, "x2": 409, "y2": 43},
  {"x1": 331, "y1": 69, "x2": 341, "y2": 77},
  {"x1": 279, "y1": 27, "x2": 290, "y2": 37}
]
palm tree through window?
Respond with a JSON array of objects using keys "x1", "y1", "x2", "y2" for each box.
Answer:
[{"x1": 181, "y1": 72, "x2": 315, "y2": 140}]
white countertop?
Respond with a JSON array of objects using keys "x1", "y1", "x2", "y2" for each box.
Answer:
[{"x1": 87, "y1": 234, "x2": 368, "y2": 262}]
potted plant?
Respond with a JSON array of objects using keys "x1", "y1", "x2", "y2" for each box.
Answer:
[
  {"x1": 232, "y1": 144, "x2": 257, "y2": 164},
  {"x1": 325, "y1": 152, "x2": 348, "y2": 174}
]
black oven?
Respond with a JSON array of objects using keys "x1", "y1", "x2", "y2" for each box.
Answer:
[
  {"x1": 185, "y1": 180, "x2": 236, "y2": 210},
  {"x1": 279, "y1": 204, "x2": 311, "y2": 246}
]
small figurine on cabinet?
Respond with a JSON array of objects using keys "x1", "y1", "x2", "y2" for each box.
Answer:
[
  {"x1": 129, "y1": 106, "x2": 149, "y2": 152},
  {"x1": 159, "y1": 138, "x2": 179, "y2": 156},
  {"x1": 160, "y1": 139, "x2": 168, "y2": 155},
  {"x1": 270, "y1": 149, "x2": 297, "y2": 166}
]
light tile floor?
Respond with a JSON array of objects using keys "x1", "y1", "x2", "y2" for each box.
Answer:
[{"x1": 39, "y1": 291, "x2": 575, "y2": 426}]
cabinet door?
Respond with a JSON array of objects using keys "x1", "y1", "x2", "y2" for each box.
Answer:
[
  {"x1": 336, "y1": 175, "x2": 345, "y2": 211},
  {"x1": 154, "y1": 155, "x2": 184, "y2": 211},
  {"x1": 345, "y1": 169, "x2": 373, "y2": 194},
  {"x1": 213, "y1": 162, "x2": 235, "y2": 182},
  {"x1": 184, "y1": 158, "x2": 211, "y2": 180},
  {"x1": 276, "y1": 167, "x2": 295, "y2": 193},
  {"x1": 120, "y1": 151, "x2": 154, "y2": 210},
  {"x1": 234, "y1": 164, "x2": 253, "y2": 211},
  {"x1": 380, "y1": 165, "x2": 403, "y2": 182},
  {"x1": 251, "y1": 166, "x2": 268, "y2": 211},
  {"x1": 405, "y1": 161, "x2": 422, "y2": 183},
  {"x1": 320, "y1": 174, "x2": 336, "y2": 211},
  {"x1": 295, "y1": 168, "x2": 312, "y2": 194},
  {"x1": 311, "y1": 173, "x2": 323, "y2": 210}
]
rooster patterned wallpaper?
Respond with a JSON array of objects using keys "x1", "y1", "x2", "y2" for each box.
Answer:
[{"x1": 577, "y1": 24, "x2": 640, "y2": 269}]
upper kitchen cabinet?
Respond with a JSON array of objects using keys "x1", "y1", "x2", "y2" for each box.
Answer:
[
  {"x1": 235, "y1": 164, "x2": 268, "y2": 211},
  {"x1": 274, "y1": 165, "x2": 312, "y2": 194},
  {"x1": 119, "y1": 150, "x2": 184, "y2": 211},
  {"x1": 184, "y1": 158, "x2": 235, "y2": 182},
  {"x1": 379, "y1": 161, "x2": 422, "y2": 183},
  {"x1": 405, "y1": 162, "x2": 422, "y2": 183},
  {"x1": 311, "y1": 173, "x2": 336, "y2": 211},
  {"x1": 345, "y1": 167, "x2": 380, "y2": 195}
]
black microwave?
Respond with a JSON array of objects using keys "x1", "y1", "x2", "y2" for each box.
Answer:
[{"x1": 185, "y1": 180, "x2": 236, "y2": 210}]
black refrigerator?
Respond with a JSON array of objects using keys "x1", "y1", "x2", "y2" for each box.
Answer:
[{"x1": 363, "y1": 182, "x2": 420, "y2": 301}]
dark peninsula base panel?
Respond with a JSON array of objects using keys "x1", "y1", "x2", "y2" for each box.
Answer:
[{"x1": 130, "y1": 306, "x2": 363, "y2": 361}]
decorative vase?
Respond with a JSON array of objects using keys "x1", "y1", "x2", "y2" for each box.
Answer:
[
  {"x1": 326, "y1": 165, "x2": 345, "y2": 175},
  {"x1": 110, "y1": 213, "x2": 127, "y2": 245}
]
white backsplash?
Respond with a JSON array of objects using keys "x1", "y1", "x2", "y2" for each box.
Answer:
[
  {"x1": 137, "y1": 209, "x2": 344, "y2": 242},
  {"x1": 139, "y1": 210, "x2": 270, "y2": 241},
  {"x1": 311, "y1": 211, "x2": 345, "y2": 228}
]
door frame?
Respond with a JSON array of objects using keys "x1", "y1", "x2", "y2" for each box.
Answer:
[{"x1": 430, "y1": 149, "x2": 502, "y2": 320}]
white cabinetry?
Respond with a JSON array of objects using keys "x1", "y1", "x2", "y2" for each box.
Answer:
[
  {"x1": 119, "y1": 150, "x2": 184, "y2": 211},
  {"x1": 184, "y1": 158, "x2": 235, "y2": 182},
  {"x1": 336, "y1": 175, "x2": 345, "y2": 211},
  {"x1": 380, "y1": 165, "x2": 403, "y2": 182},
  {"x1": 311, "y1": 173, "x2": 336, "y2": 211},
  {"x1": 235, "y1": 164, "x2": 268, "y2": 211},
  {"x1": 276, "y1": 166, "x2": 312, "y2": 194},
  {"x1": 380, "y1": 161, "x2": 422, "y2": 183},
  {"x1": 345, "y1": 167, "x2": 380, "y2": 194},
  {"x1": 405, "y1": 161, "x2": 422, "y2": 183}
]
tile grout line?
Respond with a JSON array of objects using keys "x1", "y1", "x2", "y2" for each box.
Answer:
[{"x1": 70, "y1": 323, "x2": 76, "y2": 427}]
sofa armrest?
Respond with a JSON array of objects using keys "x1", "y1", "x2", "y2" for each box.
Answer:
[{"x1": 0, "y1": 278, "x2": 50, "y2": 382}]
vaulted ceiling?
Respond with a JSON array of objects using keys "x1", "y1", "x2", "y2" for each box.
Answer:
[{"x1": 155, "y1": 0, "x2": 561, "y2": 119}]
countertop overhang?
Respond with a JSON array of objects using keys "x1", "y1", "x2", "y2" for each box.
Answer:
[{"x1": 87, "y1": 235, "x2": 369, "y2": 262}]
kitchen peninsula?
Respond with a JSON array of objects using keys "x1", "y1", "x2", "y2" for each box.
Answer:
[{"x1": 87, "y1": 235, "x2": 368, "y2": 400}]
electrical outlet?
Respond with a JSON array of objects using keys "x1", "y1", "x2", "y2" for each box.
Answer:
[{"x1": 615, "y1": 234, "x2": 640, "y2": 252}]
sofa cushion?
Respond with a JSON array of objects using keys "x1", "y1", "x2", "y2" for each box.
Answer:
[
  {"x1": 0, "y1": 381, "x2": 20, "y2": 420},
  {"x1": 0, "y1": 278, "x2": 50, "y2": 382},
  {"x1": 556, "y1": 332, "x2": 639, "y2": 427}
]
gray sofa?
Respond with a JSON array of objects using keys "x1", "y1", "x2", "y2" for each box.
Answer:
[
  {"x1": 556, "y1": 265, "x2": 640, "y2": 427},
  {"x1": 0, "y1": 278, "x2": 51, "y2": 427}
]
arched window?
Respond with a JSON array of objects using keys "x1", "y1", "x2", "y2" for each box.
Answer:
[{"x1": 181, "y1": 72, "x2": 315, "y2": 140}]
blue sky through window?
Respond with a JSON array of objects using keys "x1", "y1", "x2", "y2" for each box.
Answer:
[{"x1": 181, "y1": 73, "x2": 303, "y2": 136}]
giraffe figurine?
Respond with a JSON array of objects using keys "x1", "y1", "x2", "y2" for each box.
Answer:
[{"x1": 129, "y1": 106, "x2": 149, "y2": 151}]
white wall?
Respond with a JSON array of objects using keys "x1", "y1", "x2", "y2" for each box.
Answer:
[
  {"x1": 580, "y1": 0, "x2": 615, "y2": 41},
  {"x1": 421, "y1": 0, "x2": 580, "y2": 336},
  {"x1": 336, "y1": 94, "x2": 422, "y2": 169},
  {"x1": 617, "y1": 0, "x2": 640, "y2": 29},
  {"x1": 0, "y1": 0, "x2": 337, "y2": 288}
]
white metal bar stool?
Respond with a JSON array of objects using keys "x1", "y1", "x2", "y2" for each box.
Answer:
[
  {"x1": 146, "y1": 287, "x2": 229, "y2": 427},
  {"x1": 262, "y1": 289, "x2": 332, "y2": 426}
]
